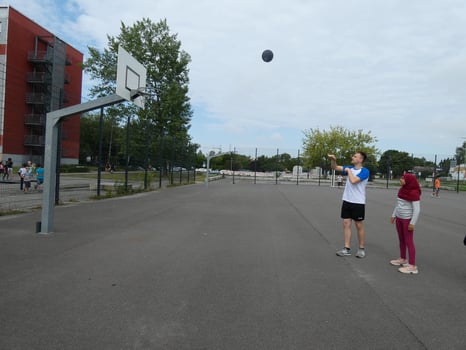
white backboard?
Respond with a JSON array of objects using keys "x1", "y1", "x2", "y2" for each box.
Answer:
[{"x1": 116, "y1": 46, "x2": 147, "y2": 108}]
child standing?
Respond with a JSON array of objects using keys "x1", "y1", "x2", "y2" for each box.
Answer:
[
  {"x1": 23, "y1": 165, "x2": 33, "y2": 193},
  {"x1": 390, "y1": 173, "x2": 421, "y2": 274},
  {"x1": 35, "y1": 164, "x2": 44, "y2": 191},
  {"x1": 432, "y1": 176, "x2": 440, "y2": 197}
]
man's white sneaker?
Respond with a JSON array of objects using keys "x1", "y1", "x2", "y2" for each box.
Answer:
[
  {"x1": 336, "y1": 247, "x2": 351, "y2": 257},
  {"x1": 355, "y1": 248, "x2": 365, "y2": 258}
]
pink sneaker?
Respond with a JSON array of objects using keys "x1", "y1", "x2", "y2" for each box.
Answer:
[
  {"x1": 390, "y1": 258, "x2": 407, "y2": 266},
  {"x1": 398, "y1": 265, "x2": 418, "y2": 274}
]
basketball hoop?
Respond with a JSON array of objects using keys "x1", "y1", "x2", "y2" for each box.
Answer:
[
  {"x1": 130, "y1": 86, "x2": 156, "y2": 100},
  {"x1": 116, "y1": 46, "x2": 147, "y2": 108}
]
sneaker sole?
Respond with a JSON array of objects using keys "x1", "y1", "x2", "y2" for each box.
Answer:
[
  {"x1": 398, "y1": 268, "x2": 419, "y2": 274},
  {"x1": 336, "y1": 253, "x2": 351, "y2": 257}
]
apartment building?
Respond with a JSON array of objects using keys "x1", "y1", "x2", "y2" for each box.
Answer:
[{"x1": 0, "y1": 5, "x2": 83, "y2": 166}]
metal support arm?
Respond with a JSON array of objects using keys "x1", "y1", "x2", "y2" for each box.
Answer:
[{"x1": 40, "y1": 94, "x2": 125, "y2": 233}]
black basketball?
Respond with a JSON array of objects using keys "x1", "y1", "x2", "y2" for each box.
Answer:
[{"x1": 262, "y1": 49, "x2": 273, "y2": 62}]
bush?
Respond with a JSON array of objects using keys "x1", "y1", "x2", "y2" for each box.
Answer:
[{"x1": 60, "y1": 165, "x2": 90, "y2": 173}]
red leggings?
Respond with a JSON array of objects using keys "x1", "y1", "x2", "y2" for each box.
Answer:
[{"x1": 395, "y1": 217, "x2": 416, "y2": 265}]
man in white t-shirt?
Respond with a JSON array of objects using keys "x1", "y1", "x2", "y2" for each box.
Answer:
[{"x1": 328, "y1": 152, "x2": 370, "y2": 258}]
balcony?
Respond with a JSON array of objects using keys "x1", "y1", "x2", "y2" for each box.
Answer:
[
  {"x1": 27, "y1": 72, "x2": 47, "y2": 84},
  {"x1": 26, "y1": 93, "x2": 47, "y2": 105},
  {"x1": 28, "y1": 51, "x2": 52, "y2": 64},
  {"x1": 24, "y1": 114, "x2": 46, "y2": 126},
  {"x1": 24, "y1": 134, "x2": 45, "y2": 147}
]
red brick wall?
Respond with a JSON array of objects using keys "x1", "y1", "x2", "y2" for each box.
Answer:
[
  {"x1": 4, "y1": 6, "x2": 82, "y2": 161},
  {"x1": 61, "y1": 44, "x2": 83, "y2": 159}
]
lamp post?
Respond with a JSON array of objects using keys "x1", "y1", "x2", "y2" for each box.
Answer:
[
  {"x1": 318, "y1": 156, "x2": 322, "y2": 186},
  {"x1": 275, "y1": 148, "x2": 279, "y2": 185},
  {"x1": 296, "y1": 149, "x2": 300, "y2": 186},
  {"x1": 455, "y1": 137, "x2": 466, "y2": 193},
  {"x1": 456, "y1": 154, "x2": 460, "y2": 194},
  {"x1": 97, "y1": 107, "x2": 104, "y2": 197},
  {"x1": 159, "y1": 128, "x2": 164, "y2": 188},
  {"x1": 462, "y1": 138, "x2": 466, "y2": 189},
  {"x1": 144, "y1": 119, "x2": 149, "y2": 190},
  {"x1": 231, "y1": 147, "x2": 236, "y2": 184},
  {"x1": 386, "y1": 156, "x2": 391, "y2": 189},
  {"x1": 124, "y1": 114, "x2": 131, "y2": 192},
  {"x1": 254, "y1": 148, "x2": 258, "y2": 185}
]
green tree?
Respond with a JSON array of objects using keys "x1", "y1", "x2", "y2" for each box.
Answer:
[
  {"x1": 378, "y1": 150, "x2": 413, "y2": 178},
  {"x1": 455, "y1": 141, "x2": 466, "y2": 164},
  {"x1": 250, "y1": 153, "x2": 295, "y2": 172},
  {"x1": 438, "y1": 158, "x2": 452, "y2": 176},
  {"x1": 412, "y1": 156, "x2": 434, "y2": 168},
  {"x1": 280, "y1": 153, "x2": 295, "y2": 172},
  {"x1": 410, "y1": 156, "x2": 436, "y2": 178},
  {"x1": 362, "y1": 153, "x2": 378, "y2": 180},
  {"x1": 252, "y1": 155, "x2": 276, "y2": 172},
  {"x1": 79, "y1": 112, "x2": 123, "y2": 166},
  {"x1": 208, "y1": 153, "x2": 252, "y2": 171},
  {"x1": 83, "y1": 18, "x2": 196, "y2": 170},
  {"x1": 302, "y1": 126, "x2": 378, "y2": 169},
  {"x1": 79, "y1": 113, "x2": 101, "y2": 164}
]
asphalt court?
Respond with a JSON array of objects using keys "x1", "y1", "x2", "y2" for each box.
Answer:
[{"x1": 1, "y1": 180, "x2": 465, "y2": 349}]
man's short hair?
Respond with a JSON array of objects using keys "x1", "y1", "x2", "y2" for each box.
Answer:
[{"x1": 357, "y1": 151, "x2": 367, "y2": 162}]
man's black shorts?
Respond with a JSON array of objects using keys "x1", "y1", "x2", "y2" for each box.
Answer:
[{"x1": 341, "y1": 200, "x2": 365, "y2": 221}]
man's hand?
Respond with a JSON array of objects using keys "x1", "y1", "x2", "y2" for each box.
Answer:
[
  {"x1": 390, "y1": 217, "x2": 395, "y2": 224},
  {"x1": 408, "y1": 224, "x2": 415, "y2": 231},
  {"x1": 327, "y1": 154, "x2": 342, "y2": 172}
]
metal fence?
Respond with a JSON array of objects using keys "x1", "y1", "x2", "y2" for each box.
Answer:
[{"x1": 0, "y1": 170, "x2": 197, "y2": 213}]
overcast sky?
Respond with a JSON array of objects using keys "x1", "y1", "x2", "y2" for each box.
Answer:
[{"x1": 8, "y1": 0, "x2": 466, "y2": 160}]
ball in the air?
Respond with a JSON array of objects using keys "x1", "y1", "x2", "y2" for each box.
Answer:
[{"x1": 262, "y1": 49, "x2": 274, "y2": 62}]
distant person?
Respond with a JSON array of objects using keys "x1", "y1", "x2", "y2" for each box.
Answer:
[
  {"x1": 432, "y1": 176, "x2": 440, "y2": 197},
  {"x1": 390, "y1": 173, "x2": 421, "y2": 274},
  {"x1": 18, "y1": 163, "x2": 27, "y2": 191},
  {"x1": 23, "y1": 165, "x2": 33, "y2": 193},
  {"x1": 328, "y1": 152, "x2": 370, "y2": 258},
  {"x1": 5, "y1": 158, "x2": 13, "y2": 180},
  {"x1": 35, "y1": 164, "x2": 44, "y2": 191},
  {"x1": 29, "y1": 161, "x2": 35, "y2": 177},
  {"x1": 337, "y1": 174, "x2": 343, "y2": 188}
]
